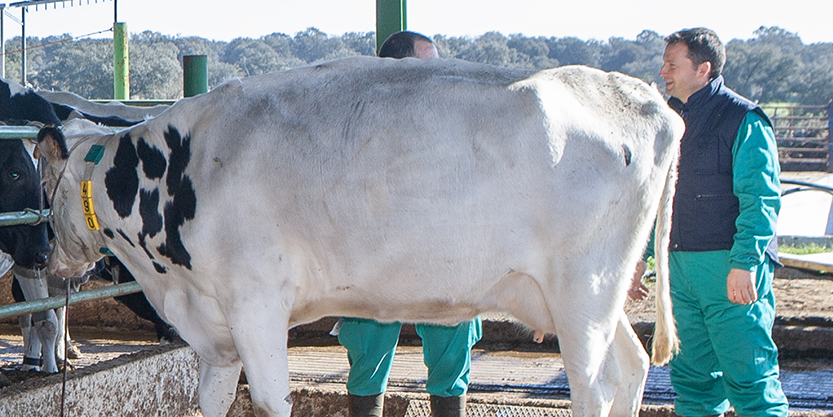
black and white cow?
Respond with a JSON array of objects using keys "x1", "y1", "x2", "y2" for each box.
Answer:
[
  {"x1": 0, "y1": 138, "x2": 57, "y2": 371},
  {"x1": 0, "y1": 77, "x2": 175, "y2": 372},
  {"x1": 36, "y1": 57, "x2": 684, "y2": 417}
]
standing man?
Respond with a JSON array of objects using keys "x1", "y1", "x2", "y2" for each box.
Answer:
[
  {"x1": 636, "y1": 28, "x2": 789, "y2": 416},
  {"x1": 335, "y1": 31, "x2": 483, "y2": 417}
]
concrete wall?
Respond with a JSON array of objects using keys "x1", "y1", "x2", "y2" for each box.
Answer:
[{"x1": 0, "y1": 345, "x2": 200, "y2": 416}]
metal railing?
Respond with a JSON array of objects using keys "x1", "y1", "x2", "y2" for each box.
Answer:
[{"x1": 0, "y1": 126, "x2": 141, "y2": 319}]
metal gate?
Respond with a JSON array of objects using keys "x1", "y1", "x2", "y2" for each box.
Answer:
[
  {"x1": 766, "y1": 102, "x2": 833, "y2": 172},
  {"x1": 0, "y1": 128, "x2": 141, "y2": 320}
]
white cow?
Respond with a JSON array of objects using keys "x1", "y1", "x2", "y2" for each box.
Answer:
[{"x1": 35, "y1": 57, "x2": 683, "y2": 417}]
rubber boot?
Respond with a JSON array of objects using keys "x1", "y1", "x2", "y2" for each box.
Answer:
[
  {"x1": 429, "y1": 395, "x2": 466, "y2": 417},
  {"x1": 348, "y1": 393, "x2": 384, "y2": 417}
]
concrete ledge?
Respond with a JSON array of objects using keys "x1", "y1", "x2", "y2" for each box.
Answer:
[{"x1": 0, "y1": 344, "x2": 200, "y2": 417}]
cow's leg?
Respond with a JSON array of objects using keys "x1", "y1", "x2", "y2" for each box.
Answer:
[
  {"x1": 33, "y1": 310, "x2": 59, "y2": 373},
  {"x1": 14, "y1": 271, "x2": 59, "y2": 372},
  {"x1": 227, "y1": 311, "x2": 292, "y2": 417},
  {"x1": 608, "y1": 312, "x2": 650, "y2": 417},
  {"x1": 19, "y1": 314, "x2": 42, "y2": 371},
  {"x1": 198, "y1": 359, "x2": 243, "y2": 417},
  {"x1": 546, "y1": 277, "x2": 628, "y2": 417}
]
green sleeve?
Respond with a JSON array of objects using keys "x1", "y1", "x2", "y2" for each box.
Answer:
[{"x1": 730, "y1": 111, "x2": 781, "y2": 270}]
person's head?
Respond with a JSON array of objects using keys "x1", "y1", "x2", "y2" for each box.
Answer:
[
  {"x1": 660, "y1": 28, "x2": 726, "y2": 103},
  {"x1": 378, "y1": 31, "x2": 439, "y2": 59}
]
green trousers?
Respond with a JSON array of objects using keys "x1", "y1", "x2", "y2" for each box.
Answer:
[
  {"x1": 669, "y1": 251, "x2": 788, "y2": 417},
  {"x1": 337, "y1": 317, "x2": 482, "y2": 397}
]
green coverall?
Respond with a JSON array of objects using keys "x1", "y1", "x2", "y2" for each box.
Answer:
[
  {"x1": 337, "y1": 317, "x2": 482, "y2": 397},
  {"x1": 669, "y1": 112, "x2": 789, "y2": 417}
]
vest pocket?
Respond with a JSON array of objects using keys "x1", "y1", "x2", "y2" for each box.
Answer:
[{"x1": 692, "y1": 194, "x2": 738, "y2": 247}]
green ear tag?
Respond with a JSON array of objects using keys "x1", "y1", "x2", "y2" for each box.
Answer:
[{"x1": 84, "y1": 145, "x2": 105, "y2": 164}]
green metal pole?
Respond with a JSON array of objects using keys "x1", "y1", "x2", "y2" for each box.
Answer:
[
  {"x1": 183, "y1": 55, "x2": 208, "y2": 97},
  {"x1": 113, "y1": 22, "x2": 129, "y2": 100},
  {"x1": 0, "y1": 209, "x2": 50, "y2": 227},
  {"x1": 0, "y1": 282, "x2": 142, "y2": 319},
  {"x1": 375, "y1": 0, "x2": 406, "y2": 55}
]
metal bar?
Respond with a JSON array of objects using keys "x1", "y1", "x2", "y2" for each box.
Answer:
[
  {"x1": 1, "y1": 4, "x2": 5, "y2": 79},
  {"x1": 20, "y1": 5, "x2": 24, "y2": 86},
  {"x1": 0, "y1": 125, "x2": 39, "y2": 138},
  {"x1": 375, "y1": 0, "x2": 406, "y2": 54},
  {"x1": 780, "y1": 179, "x2": 833, "y2": 194},
  {"x1": 0, "y1": 209, "x2": 49, "y2": 226},
  {"x1": 828, "y1": 100, "x2": 833, "y2": 173},
  {"x1": 0, "y1": 281, "x2": 142, "y2": 319},
  {"x1": 182, "y1": 55, "x2": 208, "y2": 97},
  {"x1": 113, "y1": 21, "x2": 129, "y2": 100},
  {"x1": 89, "y1": 99, "x2": 174, "y2": 106}
]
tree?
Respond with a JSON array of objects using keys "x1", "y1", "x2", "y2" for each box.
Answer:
[
  {"x1": 32, "y1": 38, "x2": 113, "y2": 98},
  {"x1": 129, "y1": 40, "x2": 183, "y2": 99},
  {"x1": 724, "y1": 40, "x2": 800, "y2": 103},
  {"x1": 546, "y1": 36, "x2": 602, "y2": 67},
  {"x1": 797, "y1": 43, "x2": 833, "y2": 105},
  {"x1": 222, "y1": 38, "x2": 284, "y2": 76},
  {"x1": 2, "y1": 27, "x2": 829, "y2": 104}
]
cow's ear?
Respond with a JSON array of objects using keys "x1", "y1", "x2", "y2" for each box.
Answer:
[{"x1": 36, "y1": 125, "x2": 69, "y2": 162}]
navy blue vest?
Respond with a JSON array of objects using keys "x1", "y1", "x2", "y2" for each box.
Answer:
[{"x1": 668, "y1": 76, "x2": 779, "y2": 263}]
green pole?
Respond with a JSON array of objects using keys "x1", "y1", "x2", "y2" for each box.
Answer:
[
  {"x1": 113, "y1": 22, "x2": 129, "y2": 100},
  {"x1": 375, "y1": 0, "x2": 406, "y2": 55},
  {"x1": 183, "y1": 55, "x2": 208, "y2": 97}
]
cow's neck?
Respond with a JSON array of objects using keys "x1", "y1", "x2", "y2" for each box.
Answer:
[{"x1": 59, "y1": 134, "x2": 115, "y2": 257}]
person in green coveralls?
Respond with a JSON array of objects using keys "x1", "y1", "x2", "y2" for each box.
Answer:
[
  {"x1": 334, "y1": 31, "x2": 483, "y2": 417},
  {"x1": 630, "y1": 28, "x2": 789, "y2": 417}
]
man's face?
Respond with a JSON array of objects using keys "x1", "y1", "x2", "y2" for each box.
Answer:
[
  {"x1": 413, "y1": 40, "x2": 439, "y2": 59},
  {"x1": 659, "y1": 42, "x2": 711, "y2": 103}
]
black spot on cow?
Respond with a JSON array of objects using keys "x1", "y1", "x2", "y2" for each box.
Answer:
[
  {"x1": 156, "y1": 126, "x2": 197, "y2": 269},
  {"x1": 103, "y1": 228, "x2": 115, "y2": 239},
  {"x1": 117, "y1": 229, "x2": 135, "y2": 247},
  {"x1": 104, "y1": 134, "x2": 139, "y2": 218},
  {"x1": 0, "y1": 81, "x2": 62, "y2": 126},
  {"x1": 138, "y1": 233, "x2": 155, "y2": 261},
  {"x1": 139, "y1": 188, "x2": 163, "y2": 238},
  {"x1": 137, "y1": 138, "x2": 167, "y2": 180},
  {"x1": 152, "y1": 262, "x2": 168, "y2": 274},
  {"x1": 157, "y1": 176, "x2": 196, "y2": 269},
  {"x1": 163, "y1": 126, "x2": 191, "y2": 197}
]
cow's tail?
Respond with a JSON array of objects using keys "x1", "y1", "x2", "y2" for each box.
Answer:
[{"x1": 651, "y1": 151, "x2": 680, "y2": 365}]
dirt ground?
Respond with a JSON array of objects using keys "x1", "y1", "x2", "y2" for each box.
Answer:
[{"x1": 623, "y1": 268, "x2": 833, "y2": 325}]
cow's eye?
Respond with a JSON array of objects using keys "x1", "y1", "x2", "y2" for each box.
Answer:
[{"x1": 9, "y1": 171, "x2": 20, "y2": 181}]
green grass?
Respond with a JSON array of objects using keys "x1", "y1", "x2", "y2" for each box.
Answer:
[{"x1": 778, "y1": 243, "x2": 833, "y2": 255}]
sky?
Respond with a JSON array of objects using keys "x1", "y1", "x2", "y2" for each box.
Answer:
[{"x1": 3, "y1": 0, "x2": 831, "y2": 45}]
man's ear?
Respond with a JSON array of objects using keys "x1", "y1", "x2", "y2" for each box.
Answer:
[{"x1": 697, "y1": 61, "x2": 713, "y2": 80}]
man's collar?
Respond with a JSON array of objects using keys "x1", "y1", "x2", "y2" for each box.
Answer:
[{"x1": 668, "y1": 75, "x2": 724, "y2": 114}]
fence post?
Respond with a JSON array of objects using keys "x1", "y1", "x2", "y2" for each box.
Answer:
[
  {"x1": 828, "y1": 100, "x2": 833, "y2": 173},
  {"x1": 183, "y1": 55, "x2": 208, "y2": 98},
  {"x1": 376, "y1": 0, "x2": 406, "y2": 55},
  {"x1": 113, "y1": 22, "x2": 129, "y2": 100}
]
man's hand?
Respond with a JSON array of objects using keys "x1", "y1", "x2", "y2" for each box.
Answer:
[
  {"x1": 628, "y1": 259, "x2": 649, "y2": 300},
  {"x1": 727, "y1": 268, "x2": 757, "y2": 304}
]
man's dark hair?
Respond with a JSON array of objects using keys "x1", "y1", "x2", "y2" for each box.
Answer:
[
  {"x1": 665, "y1": 28, "x2": 725, "y2": 80},
  {"x1": 378, "y1": 31, "x2": 434, "y2": 59}
]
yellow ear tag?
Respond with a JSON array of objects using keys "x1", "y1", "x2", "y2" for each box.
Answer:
[
  {"x1": 81, "y1": 145, "x2": 106, "y2": 231},
  {"x1": 81, "y1": 180, "x2": 99, "y2": 231}
]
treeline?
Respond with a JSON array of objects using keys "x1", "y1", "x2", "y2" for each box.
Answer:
[{"x1": 4, "y1": 26, "x2": 831, "y2": 105}]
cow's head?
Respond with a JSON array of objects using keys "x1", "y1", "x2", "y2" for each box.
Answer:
[
  {"x1": 0, "y1": 139, "x2": 50, "y2": 269},
  {"x1": 35, "y1": 120, "x2": 110, "y2": 277}
]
